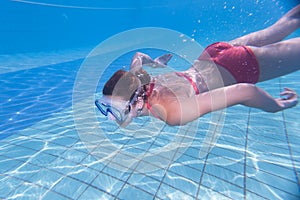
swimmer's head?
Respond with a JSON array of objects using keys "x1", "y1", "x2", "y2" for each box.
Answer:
[
  {"x1": 100, "y1": 69, "x2": 149, "y2": 127},
  {"x1": 103, "y1": 70, "x2": 139, "y2": 99}
]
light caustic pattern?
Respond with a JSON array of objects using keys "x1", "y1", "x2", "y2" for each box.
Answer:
[{"x1": 72, "y1": 27, "x2": 227, "y2": 173}]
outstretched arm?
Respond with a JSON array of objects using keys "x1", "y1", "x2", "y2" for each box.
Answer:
[
  {"x1": 168, "y1": 83, "x2": 298, "y2": 125},
  {"x1": 130, "y1": 52, "x2": 172, "y2": 73}
]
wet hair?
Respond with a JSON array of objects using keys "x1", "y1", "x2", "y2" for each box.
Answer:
[{"x1": 103, "y1": 69, "x2": 150, "y2": 101}]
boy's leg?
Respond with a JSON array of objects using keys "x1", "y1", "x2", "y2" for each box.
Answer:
[
  {"x1": 250, "y1": 37, "x2": 300, "y2": 82},
  {"x1": 230, "y1": 4, "x2": 300, "y2": 47}
]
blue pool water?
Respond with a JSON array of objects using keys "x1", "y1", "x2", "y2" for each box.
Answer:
[{"x1": 1, "y1": 0, "x2": 300, "y2": 199}]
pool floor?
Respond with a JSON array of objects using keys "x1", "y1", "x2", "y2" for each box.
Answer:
[{"x1": 0, "y1": 57, "x2": 299, "y2": 200}]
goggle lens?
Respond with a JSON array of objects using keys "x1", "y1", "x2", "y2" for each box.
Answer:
[{"x1": 95, "y1": 100, "x2": 129, "y2": 123}]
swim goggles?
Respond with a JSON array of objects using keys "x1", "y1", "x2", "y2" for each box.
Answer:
[
  {"x1": 95, "y1": 99, "x2": 131, "y2": 123},
  {"x1": 95, "y1": 86, "x2": 144, "y2": 123}
]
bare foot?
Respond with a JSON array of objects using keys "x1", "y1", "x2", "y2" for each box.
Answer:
[{"x1": 278, "y1": 4, "x2": 300, "y2": 28}]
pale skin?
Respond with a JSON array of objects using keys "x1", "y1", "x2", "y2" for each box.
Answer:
[{"x1": 108, "y1": 4, "x2": 300, "y2": 127}]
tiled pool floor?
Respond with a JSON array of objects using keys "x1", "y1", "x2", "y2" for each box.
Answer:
[{"x1": 0, "y1": 59, "x2": 299, "y2": 200}]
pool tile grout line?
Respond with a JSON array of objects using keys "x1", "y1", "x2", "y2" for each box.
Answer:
[
  {"x1": 113, "y1": 120, "x2": 166, "y2": 199},
  {"x1": 153, "y1": 123, "x2": 199, "y2": 199},
  {"x1": 243, "y1": 108, "x2": 250, "y2": 200},
  {"x1": 279, "y1": 79, "x2": 300, "y2": 192},
  {"x1": 195, "y1": 109, "x2": 226, "y2": 200}
]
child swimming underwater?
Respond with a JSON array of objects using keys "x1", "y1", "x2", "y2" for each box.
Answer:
[{"x1": 97, "y1": 4, "x2": 300, "y2": 127}]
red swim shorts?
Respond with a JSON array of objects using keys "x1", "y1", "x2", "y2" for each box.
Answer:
[{"x1": 198, "y1": 42, "x2": 260, "y2": 84}]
